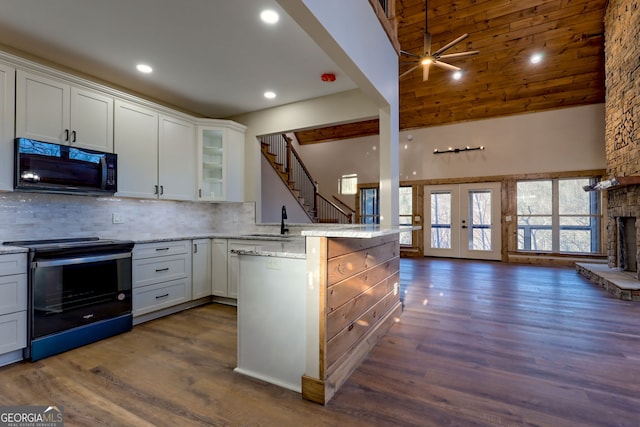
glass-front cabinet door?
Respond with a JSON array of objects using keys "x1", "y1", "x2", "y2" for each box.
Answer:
[
  {"x1": 197, "y1": 126, "x2": 226, "y2": 201},
  {"x1": 196, "y1": 120, "x2": 246, "y2": 202}
]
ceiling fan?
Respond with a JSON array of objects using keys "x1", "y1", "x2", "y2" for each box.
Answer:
[{"x1": 400, "y1": 0, "x2": 479, "y2": 81}]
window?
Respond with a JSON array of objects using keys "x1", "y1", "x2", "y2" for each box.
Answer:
[
  {"x1": 517, "y1": 178, "x2": 601, "y2": 253},
  {"x1": 399, "y1": 186, "x2": 413, "y2": 246},
  {"x1": 338, "y1": 174, "x2": 357, "y2": 195},
  {"x1": 359, "y1": 187, "x2": 379, "y2": 224}
]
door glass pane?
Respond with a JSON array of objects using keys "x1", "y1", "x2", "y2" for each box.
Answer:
[
  {"x1": 359, "y1": 188, "x2": 379, "y2": 224},
  {"x1": 469, "y1": 190, "x2": 492, "y2": 251},
  {"x1": 431, "y1": 192, "x2": 451, "y2": 249},
  {"x1": 399, "y1": 187, "x2": 413, "y2": 246}
]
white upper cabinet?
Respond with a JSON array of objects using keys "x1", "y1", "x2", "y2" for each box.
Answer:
[
  {"x1": 196, "y1": 120, "x2": 245, "y2": 202},
  {"x1": 159, "y1": 114, "x2": 196, "y2": 201},
  {"x1": 114, "y1": 100, "x2": 196, "y2": 201},
  {"x1": 16, "y1": 70, "x2": 113, "y2": 152},
  {"x1": 0, "y1": 62, "x2": 15, "y2": 192},
  {"x1": 114, "y1": 100, "x2": 158, "y2": 199}
]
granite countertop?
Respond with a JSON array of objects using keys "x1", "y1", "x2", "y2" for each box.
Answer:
[
  {"x1": 230, "y1": 240, "x2": 306, "y2": 259},
  {"x1": 301, "y1": 225, "x2": 419, "y2": 238}
]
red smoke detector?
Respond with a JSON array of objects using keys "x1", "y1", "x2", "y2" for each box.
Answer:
[{"x1": 321, "y1": 73, "x2": 336, "y2": 82}]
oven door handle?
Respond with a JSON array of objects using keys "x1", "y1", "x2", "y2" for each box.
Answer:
[{"x1": 33, "y1": 252, "x2": 131, "y2": 268}]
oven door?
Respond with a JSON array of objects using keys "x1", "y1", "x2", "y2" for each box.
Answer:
[{"x1": 31, "y1": 252, "x2": 132, "y2": 339}]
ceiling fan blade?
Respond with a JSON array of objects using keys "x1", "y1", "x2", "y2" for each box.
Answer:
[
  {"x1": 423, "y1": 63, "x2": 431, "y2": 81},
  {"x1": 424, "y1": 32, "x2": 432, "y2": 56},
  {"x1": 400, "y1": 64, "x2": 420, "y2": 79},
  {"x1": 433, "y1": 33, "x2": 470, "y2": 56},
  {"x1": 432, "y1": 61, "x2": 460, "y2": 71},
  {"x1": 400, "y1": 50, "x2": 421, "y2": 59},
  {"x1": 438, "y1": 50, "x2": 479, "y2": 60}
]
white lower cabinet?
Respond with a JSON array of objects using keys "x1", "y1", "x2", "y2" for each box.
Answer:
[
  {"x1": 211, "y1": 238, "x2": 229, "y2": 297},
  {"x1": 0, "y1": 253, "x2": 27, "y2": 367},
  {"x1": 192, "y1": 239, "x2": 211, "y2": 300},
  {"x1": 133, "y1": 241, "x2": 192, "y2": 318}
]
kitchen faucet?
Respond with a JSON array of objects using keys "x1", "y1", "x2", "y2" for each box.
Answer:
[{"x1": 280, "y1": 205, "x2": 289, "y2": 235}]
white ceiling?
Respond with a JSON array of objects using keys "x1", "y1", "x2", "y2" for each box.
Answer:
[{"x1": 0, "y1": 0, "x2": 357, "y2": 118}]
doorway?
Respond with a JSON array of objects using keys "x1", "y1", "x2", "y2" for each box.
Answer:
[{"x1": 424, "y1": 183, "x2": 502, "y2": 260}]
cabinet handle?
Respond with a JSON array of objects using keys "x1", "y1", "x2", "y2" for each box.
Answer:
[
  {"x1": 160, "y1": 185, "x2": 164, "y2": 195},
  {"x1": 155, "y1": 267, "x2": 170, "y2": 272},
  {"x1": 64, "y1": 129, "x2": 69, "y2": 141},
  {"x1": 154, "y1": 185, "x2": 158, "y2": 195},
  {"x1": 71, "y1": 130, "x2": 77, "y2": 143},
  {"x1": 199, "y1": 189, "x2": 202, "y2": 198},
  {"x1": 155, "y1": 247, "x2": 170, "y2": 251},
  {"x1": 194, "y1": 243, "x2": 198, "y2": 254},
  {"x1": 155, "y1": 293, "x2": 169, "y2": 299}
]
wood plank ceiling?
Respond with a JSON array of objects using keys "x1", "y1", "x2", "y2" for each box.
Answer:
[{"x1": 295, "y1": 0, "x2": 606, "y2": 145}]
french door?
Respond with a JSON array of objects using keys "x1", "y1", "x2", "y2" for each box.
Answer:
[{"x1": 424, "y1": 183, "x2": 502, "y2": 260}]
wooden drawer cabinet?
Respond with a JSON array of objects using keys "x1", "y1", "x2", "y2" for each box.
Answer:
[
  {"x1": 133, "y1": 255, "x2": 189, "y2": 288},
  {"x1": 132, "y1": 278, "x2": 191, "y2": 317},
  {"x1": 0, "y1": 253, "x2": 27, "y2": 276},
  {"x1": 0, "y1": 312, "x2": 27, "y2": 355},
  {"x1": 0, "y1": 273, "x2": 27, "y2": 315},
  {"x1": 132, "y1": 241, "x2": 192, "y2": 318},
  {"x1": 0, "y1": 253, "x2": 27, "y2": 366},
  {"x1": 133, "y1": 240, "x2": 190, "y2": 259}
]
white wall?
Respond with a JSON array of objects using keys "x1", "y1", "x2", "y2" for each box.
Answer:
[
  {"x1": 296, "y1": 104, "x2": 606, "y2": 193},
  {"x1": 234, "y1": 0, "x2": 399, "y2": 223},
  {"x1": 260, "y1": 156, "x2": 312, "y2": 224}
]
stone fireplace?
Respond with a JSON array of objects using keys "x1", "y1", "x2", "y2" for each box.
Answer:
[
  {"x1": 616, "y1": 216, "x2": 637, "y2": 274},
  {"x1": 576, "y1": 0, "x2": 640, "y2": 300},
  {"x1": 604, "y1": 0, "x2": 640, "y2": 278}
]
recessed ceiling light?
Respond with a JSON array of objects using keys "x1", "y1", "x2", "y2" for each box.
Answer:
[
  {"x1": 136, "y1": 64, "x2": 153, "y2": 74},
  {"x1": 530, "y1": 53, "x2": 543, "y2": 64},
  {"x1": 264, "y1": 91, "x2": 276, "y2": 99},
  {"x1": 452, "y1": 71, "x2": 462, "y2": 80},
  {"x1": 260, "y1": 10, "x2": 279, "y2": 24}
]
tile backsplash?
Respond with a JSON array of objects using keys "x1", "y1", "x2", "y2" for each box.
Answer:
[{"x1": 0, "y1": 192, "x2": 257, "y2": 242}]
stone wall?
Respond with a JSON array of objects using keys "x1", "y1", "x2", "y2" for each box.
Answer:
[{"x1": 605, "y1": 0, "x2": 640, "y2": 270}]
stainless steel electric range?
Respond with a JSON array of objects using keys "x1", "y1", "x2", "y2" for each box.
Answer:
[{"x1": 3, "y1": 237, "x2": 135, "y2": 361}]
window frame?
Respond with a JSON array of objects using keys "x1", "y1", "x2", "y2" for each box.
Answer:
[{"x1": 516, "y1": 177, "x2": 603, "y2": 254}]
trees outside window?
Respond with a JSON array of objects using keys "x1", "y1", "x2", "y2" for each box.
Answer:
[{"x1": 517, "y1": 178, "x2": 601, "y2": 254}]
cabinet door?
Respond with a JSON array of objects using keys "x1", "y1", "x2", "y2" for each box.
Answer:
[
  {"x1": 16, "y1": 70, "x2": 70, "y2": 144},
  {"x1": 70, "y1": 86, "x2": 114, "y2": 152},
  {"x1": 0, "y1": 62, "x2": 15, "y2": 192},
  {"x1": 192, "y1": 239, "x2": 211, "y2": 300},
  {"x1": 159, "y1": 114, "x2": 195, "y2": 201},
  {"x1": 211, "y1": 238, "x2": 228, "y2": 296},
  {"x1": 114, "y1": 100, "x2": 158, "y2": 199},
  {"x1": 197, "y1": 126, "x2": 226, "y2": 201},
  {"x1": 225, "y1": 126, "x2": 245, "y2": 202}
]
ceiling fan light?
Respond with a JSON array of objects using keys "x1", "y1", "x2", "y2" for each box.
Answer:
[
  {"x1": 453, "y1": 71, "x2": 462, "y2": 80},
  {"x1": 421, "y1": 57, "x2": 433, "y2": 65}
]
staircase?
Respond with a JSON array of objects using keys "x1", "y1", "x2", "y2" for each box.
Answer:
[{"x1": 260, "y1": 134, "x2": 352, "y2": 224}]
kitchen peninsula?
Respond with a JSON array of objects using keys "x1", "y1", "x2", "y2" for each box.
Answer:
[{"x1": 232, "y1": 226, "x2": 402, "y2": 404}]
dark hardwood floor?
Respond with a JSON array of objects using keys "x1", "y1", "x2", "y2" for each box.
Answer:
[{"x1": 1, "y1": 258, "x2": 638, "y2": 426}]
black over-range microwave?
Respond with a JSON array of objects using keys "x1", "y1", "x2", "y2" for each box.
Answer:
[{"x1": 14, "y1": 138, "x2": 117, "y2": 195}]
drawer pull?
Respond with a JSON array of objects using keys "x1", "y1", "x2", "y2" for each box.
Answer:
[
  {"x1": 155, "y1": 267, "x2": 170, "y2": 272},
  {"x1": 155, "y1": 293, "x2": 170, "y2": 299},
  {"x1": 155, "y1": 247, "x2": 170, "y2": 251}
]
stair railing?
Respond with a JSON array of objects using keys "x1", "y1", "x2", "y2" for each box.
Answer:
[
  {"x1": 317, "y1": 194, "x2": 352, "y2": 224},
  {"x1": 260, "y1": 134, "x2": 352, "y2": 224}
]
